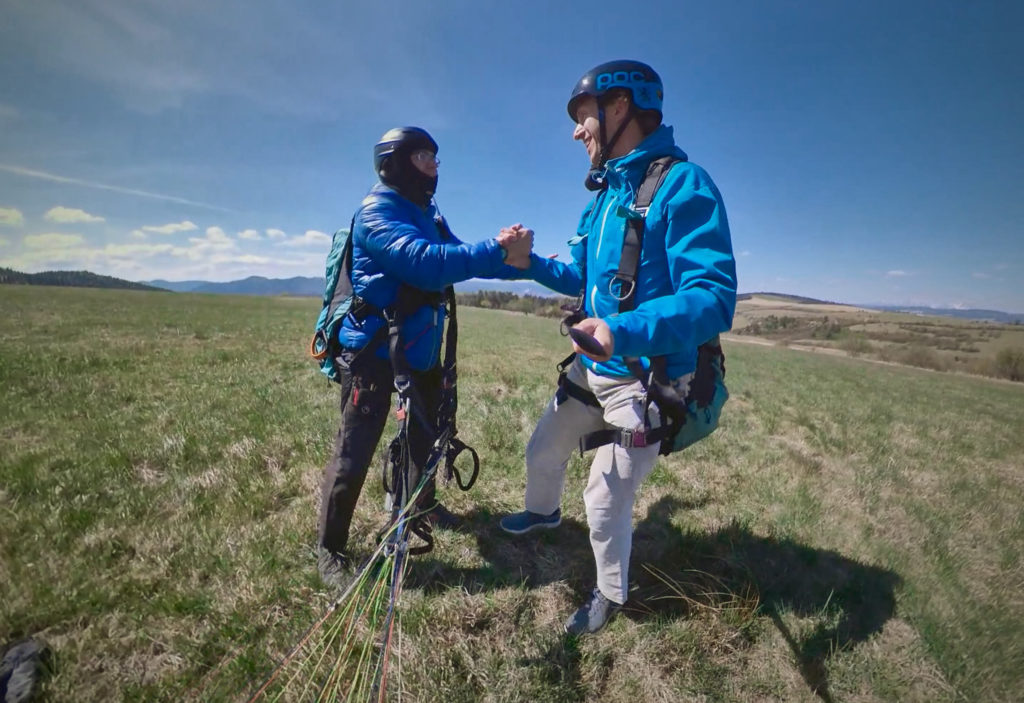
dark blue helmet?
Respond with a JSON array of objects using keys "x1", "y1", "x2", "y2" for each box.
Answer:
[
  {"x1": 567, "y1": 60, "x2": 663, "y2": 121},
  {"x1": 373, "y1": 127, "x2": 438, "y2": 176}
]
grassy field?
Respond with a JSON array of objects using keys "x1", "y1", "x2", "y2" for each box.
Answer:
[{"x1": 1, "y1": 285, "x2": 1023, "y2": 702}]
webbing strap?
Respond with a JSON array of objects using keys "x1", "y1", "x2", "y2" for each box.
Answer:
[
  {"x1": 557, "y1": 376, "x2": 601, "y2": 409},
  {"x1": 579, "y1": 424, "x2": 673, "y2": 453},
  {"x1": 615, "y1": 156, "x2": 681, "y2": 314},
  {"x1": 378, "y1": 215, "x2": 480, "y2": 556}
]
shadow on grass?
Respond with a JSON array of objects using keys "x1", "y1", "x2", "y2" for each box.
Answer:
[
  {"x1": 404, "y1": 506, "x2": 592, "y2": 593},
  {"x1": 404, "y1": 496, "x2": 899, "y2": 702},
  {"x1": 630, "y1": 495, "x2": 902, "y2": 702}
]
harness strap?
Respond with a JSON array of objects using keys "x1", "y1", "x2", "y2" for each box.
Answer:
[
  {"x1": 573, "y1": 155, "x2": 729, "y2": 455},
  {"x1": 579, "y1": 424, "x2": 675, "y2": 453},
  {"x1": 556, "y1": 375, "x2": 601, "y2": 409},
  {"x1": 377, "y1": 215, "x2": 479, "y2": 556},
  {"x1": 614, "y1": 156, "x2": 680, "y2": 313}
]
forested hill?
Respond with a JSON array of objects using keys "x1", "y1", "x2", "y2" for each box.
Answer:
[{"x1": 0, "y1": 267, "x2": 165, "y2": 292}]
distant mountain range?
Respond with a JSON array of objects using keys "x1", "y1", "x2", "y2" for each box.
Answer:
[
  {"x1": 860, "y1": 304, "x2": 1023, "y2": 324},
  {"x1": 737, "y1": 291, "x2": 1022, "y2": 323},
  {"x1": 5, "y1": 269, "x2": 1020, "y2": 323},
  {"x1": 146, "y1": 276, "x2": 324, "y2": 296},
  {"x1": 144, "y1": 276, "x2": 553, "y2": 298}
]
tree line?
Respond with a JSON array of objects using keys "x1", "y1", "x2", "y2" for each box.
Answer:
[
  {"x1": 0, "y1": 267, "x2": 163, "y2": 291},
  {"x1": 454, "y1": 290, "x2": 574, "y2": 318}
]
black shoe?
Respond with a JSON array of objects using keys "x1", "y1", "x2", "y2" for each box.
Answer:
[
  {"x1": 424, "y1": 502, "x2": 461, "y2": 530},
  {"x1": 317, "y1": 547, "x2": 349, "y2": 590},
  {"x1": 564, "y1": 588, "x2": 622, "y2": 636}
]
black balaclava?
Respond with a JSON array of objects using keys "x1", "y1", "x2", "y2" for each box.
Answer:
[{"x1": 377, "y1": 130, "x2": 438, "y2": 209}]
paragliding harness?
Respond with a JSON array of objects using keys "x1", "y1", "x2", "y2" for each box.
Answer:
[
  {"x1": 558, "y1": 155, "x2": 729, "y2": 456},
  {"x1": 310, "y1": 215, "x2": 479, "y2": 556}
]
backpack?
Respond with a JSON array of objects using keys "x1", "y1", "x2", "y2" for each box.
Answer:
[
  {"x1": 562, "y1": 156, "x2": 729, "y2": 456},
  {"x1": 310, "y1": 220, "x2": 356, "y2": 383}
]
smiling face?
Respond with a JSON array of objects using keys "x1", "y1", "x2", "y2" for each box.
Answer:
[
  {"x1": 572, "y1": 93, "x2": 632, "y2": 167},
  {"x1": 572, "y1": 96, "x2": 603, "y2": 167}
]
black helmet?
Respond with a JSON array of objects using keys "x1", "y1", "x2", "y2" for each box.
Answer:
[
  {"x1": 372, "y1": 126, "x2": 439, "y2": 207},
  {"x1": 567, "y1": 60, "x2": 663, "y2": 122},
  {"x1": 373, "y1": 127, "x2": 438, "y2": 176}
]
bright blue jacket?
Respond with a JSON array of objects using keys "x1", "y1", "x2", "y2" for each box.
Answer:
[
  {"x1": 527, "y1": 125, "x2": 737, "y2": 379},
  {"x1": 337, "y1": 183, "x2": 511, "y2": 370}
]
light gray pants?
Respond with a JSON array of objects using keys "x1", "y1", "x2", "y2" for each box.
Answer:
[{"x1": 524, "y1": 358, "x2": 685, "y2": 604}]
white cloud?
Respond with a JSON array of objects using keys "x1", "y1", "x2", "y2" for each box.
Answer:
[
  {"x1": 171, "y1": 226, "x2": 236, "y2": 261},
  {"x1": 103, "y1": 243, "x2": 176, "y2": 258},
  {"x1": 282, "y1": 230, "x2": 331, "y2": 247},
  {"x1": 0, "y1": 247, "x2": 94, "y2": 269},
  {"x1": 215, "y1": 253, "x2": 270, "y2": 265},
  {"x1": 972, "y1": 272, "x2": 992, "y2": 280},
  {"x1": 0, "y1": 236, "x2": 9, "y2": 248},
  {"x1": 885, "y1": 270, "x2": 909, "y2": 278},
  {"x1": 131, "y1": 220, "x2": 198, "y2": 237},
  {"x1": 23, "y1": 232, "x2": 86, "y2": 249},
  {"x1": 199, "y1": 226, "x2": 232, "y2": 245},
  {"x1": 44, "y1": 206, "x2": 106, "y2": 224},
  {"x1": 0, "y1": 207, "x2": 24, "y2": 226},
  {"x1": 266, "y1": 228, "x2": 286, "y2": 239},
  {"x1": 238, "y1": 229, "x2": 261, "y2": 240},
  {"x1": 1, "y1": 240, "x2": 176, "y2": 273},
  {"x1": 738, "y1": 250, "x2": 751, "y2": 257}
]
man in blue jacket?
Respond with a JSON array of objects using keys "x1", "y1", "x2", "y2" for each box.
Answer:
[
  {"x1": 499, "y1": 61, "x2": 737, "y2": 635},
  {"x1": 317, "y1": 126, "x2": 531, "y2": 587}
]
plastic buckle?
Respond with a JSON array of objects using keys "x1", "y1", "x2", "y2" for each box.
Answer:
[
  {"x1": 619, "y1": 429, "x2": 647, "y2": 448},
  {"x1": 616, "y1": 204, "x2": 648, "y2": 220}
]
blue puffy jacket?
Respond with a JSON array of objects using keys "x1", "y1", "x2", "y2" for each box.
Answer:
[
  {"x1": 527, "y1": 125, "x2": 737, "y2": 379},
  {"x1": 337, "y1": 183, "x2": 511, "y2": 370}
]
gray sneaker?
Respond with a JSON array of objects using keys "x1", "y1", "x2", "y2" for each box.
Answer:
[
  {"x1": 317, "y1": 548, "x2": 349, "y2": 591},
  {"x1": 564, "y1": 588, "x2": 622, "y2": 636},
  {"x1": 499, "y1": 508, "x2": 561, "y2": 535}
]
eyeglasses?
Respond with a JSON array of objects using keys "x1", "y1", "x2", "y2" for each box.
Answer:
[{"x1": 411, "y1": 150, "x2": 440, "y2": 167}]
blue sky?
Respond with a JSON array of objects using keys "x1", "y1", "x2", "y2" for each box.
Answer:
[{"x1": 1, "y1": 0, "x2": 1021, "y2": 311}]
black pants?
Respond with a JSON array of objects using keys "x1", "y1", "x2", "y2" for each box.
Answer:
[{"x1": 317, "y1": 352, "x2": 442, "y2": 555}]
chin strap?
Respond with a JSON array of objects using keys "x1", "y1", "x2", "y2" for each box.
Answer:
[{"x1": 586, "y1": 101, "x2": 636, "y2": 191}]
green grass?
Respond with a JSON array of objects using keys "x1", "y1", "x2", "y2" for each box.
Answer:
[{"x1": 2, "y1": 286, "x2": 1023, "y2": 701}]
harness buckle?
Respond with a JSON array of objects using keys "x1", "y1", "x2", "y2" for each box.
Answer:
[{"x1": 619, "y1": 429, "x2": 647, "y2": 448}]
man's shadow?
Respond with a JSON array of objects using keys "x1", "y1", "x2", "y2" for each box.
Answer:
[
  {"x1": 405, "y1": 496, "x2": 900, "y2": 702},
  {"x1": 628, "y1": 495, "x2": 901, "y2": 702}
]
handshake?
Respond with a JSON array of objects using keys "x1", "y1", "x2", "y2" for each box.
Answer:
[{"x1": 497, "y1": 224, "x2": 534, "y2": 270}]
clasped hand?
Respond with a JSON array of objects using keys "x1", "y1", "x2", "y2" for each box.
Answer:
[{"x1": 497, "y1": 224, "x2": 533, "y2": 269}]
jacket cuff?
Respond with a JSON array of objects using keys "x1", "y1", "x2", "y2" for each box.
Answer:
[{"x1": 604, "y1": 314, "x2": 634, "y2": 357}]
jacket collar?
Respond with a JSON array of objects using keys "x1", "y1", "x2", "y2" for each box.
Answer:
[
  {"x1": 368, "y1": 182, "x2": 436, "y2": 218},
  {"x1": 602, "y1": 125, "x2": 688, "y2": 191}
]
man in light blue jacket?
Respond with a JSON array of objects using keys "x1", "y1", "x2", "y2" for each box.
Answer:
[
  {"x1": 317, "y1": 127, "x2": 531, "y2": 587},
  {"x1": 499, "y1": 60, "x2": 737, "y2": 635}
]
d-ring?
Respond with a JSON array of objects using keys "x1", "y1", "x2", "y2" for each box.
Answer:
[{"x1": 609, "y1": 277, "x2": 635, "y2": 301}]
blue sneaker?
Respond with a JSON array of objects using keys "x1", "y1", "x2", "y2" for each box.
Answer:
[
  {"x1": 499, "y1": 508, "x2": 561, "y2": 535},
  {"x1": 564, "y1": 588, "x2": 622, "y2": 635}
]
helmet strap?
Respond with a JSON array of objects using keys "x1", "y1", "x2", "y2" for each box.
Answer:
[
  {"x1": 587, "y1": 99, "x2": 635, "y2": 191},
  {"x1": 597, "y1": 100, "x2": 636, "y2": 169}
]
